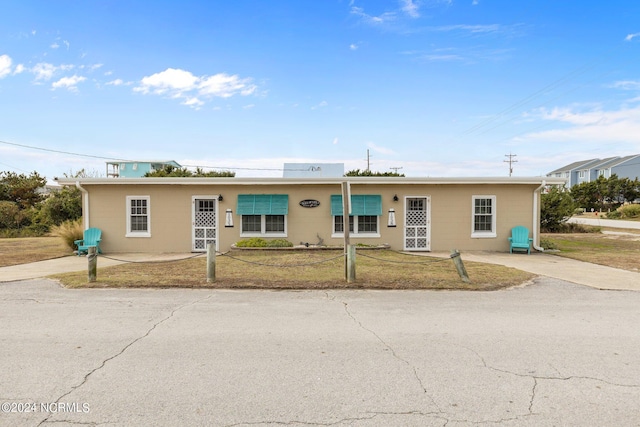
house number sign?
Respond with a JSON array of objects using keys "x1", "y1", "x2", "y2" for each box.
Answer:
[{"x1": 299, "y1": 199, "x2": 321, "y2": 208}]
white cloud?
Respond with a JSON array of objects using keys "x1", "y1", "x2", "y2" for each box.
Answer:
[
  {"x1": 31, "y1": 62, "x2": 74, "y2": 81},
  {"x1": 350, "y1": 43, "x2": 359, "y2": 51},
  {"x1": 333, "y1": 137, "x2": 339, "y2": 145},
  {"x1": 134, "y1": 68, "x2": 256, "y2": 107},
  {"x1": 182, "y1": 97, "x2": 204, "y2": 109},
  {"x1": 199, "y1": 73, "x2": 256, "y2": 97},
  {"x1": 625, "y1": 33, "x2": 640, "y2": 41},
  {"x1": 0, "y1": 54, "x2": 12, "y2": 78},
  {"x1": 430, "y1": 24, "x2": 502, "y2": 34},
  {"x1": 14, "y1": 64, "x2": 25, "y2": 74},
  {"x1": 50, "y1": 42, "x2": 60, "y2": 49},
  {"x1": 311, "y1": 100, "x2": 328, "y2": 110},
  {"x1": 400, "y1": 0, "x2": 420, "y2": 18},
  {"x1": 472, "y1": 0, "x2": 479, "y2": 5},
  {"x1": 51, "y1": 75, "x2": 86, "y2": 91},
  {"x1": 106, "y1": 78, "x2": 124, "y2": 86},
  {"x1": 367, "y1": 141, "x2": 397, "y2": 155},
  {"x1": 79, "y1": 63, "x2": 103, "y2": 72},
  {"x1": 350, "y1": 6, "x2": 396, "y2": 25},
  {"x1": 611, "y1": 80, "x2": 640, "y2": 90},
  {"x1": 518, "y1": 104, "x2": 640, "y2": 145}
]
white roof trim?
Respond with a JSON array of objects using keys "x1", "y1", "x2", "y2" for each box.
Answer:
[{"x1": 55, "y1": 177, "x2": 566, "y2": 186}]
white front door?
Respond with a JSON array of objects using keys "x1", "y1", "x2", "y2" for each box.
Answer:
[
  {"x1": 404, "y1": 196, "x2": 430, "y2": 251},
  {"x1": 192, "y1": 197, "x2": 218, "y2": 252}
]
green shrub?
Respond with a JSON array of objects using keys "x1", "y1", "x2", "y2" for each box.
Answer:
[
  {"x1": 606, "y1": 210, "x2": 622, "y2": 219},
  {"x1": 50, "y1": 219, "x2": 83, "y2": 251},
  {"x1": 235, "y1": 238, "x2": 294, "y2": 248},
  {"x1": 540, "y1": 238, "x2": 558, "y2": 250},
  {"x1": 620, "y1": 204, "x2": 640, "y2": 218},
  {"x1": 265, "y1": 239, "x2": 294, "y2": 247},
  {"x1": 235, "y1": 238, "x2": 268, "y2": 247}
]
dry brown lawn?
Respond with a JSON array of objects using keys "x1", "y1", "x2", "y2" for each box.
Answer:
[
  {"x1": 0, "y1": 237, "x2": 70, "y2": 267},
  {"x1": 52, "y1": 249, "x2": 534, "y2": 290},
  {"x1": 542, "y1": 231, "x2": 640, "y2": 272}
]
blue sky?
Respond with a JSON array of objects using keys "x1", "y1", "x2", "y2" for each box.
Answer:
[{"x1": 1, "y1": 0, "x2": 640, "y2": 181}]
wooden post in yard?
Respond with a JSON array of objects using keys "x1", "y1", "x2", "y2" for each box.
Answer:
[
  {"x1": 342, "y1": 181, "x2": 352, "y2": 281},
  {"x1": 346, "y1": 244, "x2": 356, "y2": 283},
  {"x1": 87, "y1": 246, "x2": 97, "y2": 283},
  {"x1": 206, "y1": 243, "x2": 216, "y2": 283},
  {"x1": 450, "y1": 249, "x2": 470, "y2": 283}
]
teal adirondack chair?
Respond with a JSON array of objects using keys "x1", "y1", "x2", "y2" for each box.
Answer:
[
  {"x1": 509, "y1": 226, "x2": 533, "y2": 254},
  {"x1": 74, "y1": 228, "x2": 102, "y2": 256}
]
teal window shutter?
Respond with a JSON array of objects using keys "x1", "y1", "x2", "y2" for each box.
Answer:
[
  {"x1": 331, "y1": 195, "x2": 343, "y2": 216},
  {"x1": 237, "y1": 195, "x2": 256, "y2": 215},
  {"x1": 363, "y1": 194, "x2": 382, "y2": 215},
  {"x1": 330, "y1": 194, "x2": 381, "y2": 216},
  {"x1": 270, "y1": 194, "x2": 289, "y2": 214},
  {"x1": 237, "y1": 195, "x2": 288, "y2": 215}
]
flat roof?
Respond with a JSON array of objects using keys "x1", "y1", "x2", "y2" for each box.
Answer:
[{"x1": 56, "y1": 176, "x2": 566, "y2": 186}]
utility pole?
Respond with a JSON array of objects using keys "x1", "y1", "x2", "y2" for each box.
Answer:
[
  {"x1": 366, "y1": 149, "x2": 371, "y2": 172},
  {"x1": 504, "y1": 153, "x2": 517, "y2": 177},
  {"x1": 390, "y1": 166, "x2": 403, "y2": 175}
]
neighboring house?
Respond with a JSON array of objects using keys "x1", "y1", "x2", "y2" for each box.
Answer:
[
  {"x1": 106, "y1": 161, "x2": 182, "y2": 178},
  {"x1": 56, "y1": 176, "x2": 565, "y2": 254},
  {"x1": 548, "y1": 155, "x2": 640, "y2": 188},
  {"x1": 283, "y1": 163, "x2": 345, "y2": 178}
]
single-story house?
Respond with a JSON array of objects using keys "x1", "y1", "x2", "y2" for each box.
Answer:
[{"x1": 55, "y1": 176, "x2": 565, "y2": 253}]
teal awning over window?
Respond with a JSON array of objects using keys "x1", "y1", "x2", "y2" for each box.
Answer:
[
  {"x1": 330, "y1": 195, "x2": 382, "y2": 216},
  {"x1": 237, "y1": 194, "x2": 289, "y2": 215}
]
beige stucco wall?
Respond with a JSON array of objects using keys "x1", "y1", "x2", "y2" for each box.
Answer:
[{"x1": 82, "y1": 182, "x2": 538, "y2": 253}]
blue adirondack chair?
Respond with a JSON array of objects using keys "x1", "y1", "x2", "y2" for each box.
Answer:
[
  {"x1": 509, "y1": 226, "x2": 533, "y2": 254},
  {"x1": 74, "y1": 228, "x2": 102, "y2": 256}
]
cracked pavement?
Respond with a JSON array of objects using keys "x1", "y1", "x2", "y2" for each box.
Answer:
[{"x1": 1, "y1": 278, "x2": 639, "y2": 426}]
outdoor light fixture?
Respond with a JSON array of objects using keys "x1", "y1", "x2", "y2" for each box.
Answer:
[
  {"x1": 218, "y1": 195, "x2": 223, "y2": 202},
  {"x1": 387, "y1": 208, "x2": 396, "y2": 227},
  {"x1": 393, "y1": 194, "x2": 399, "y2": 202},
  {"x1": 225, "y1": 209, "x2": 234, "y2": 227}
]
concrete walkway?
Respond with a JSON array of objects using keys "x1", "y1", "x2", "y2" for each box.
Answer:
[
  {"x1": 568, "y1": 216, "x2": 640, "y2": 229},
  {"x1": 431, "y1": 251, "x2": 640, "y2": 292},
  {"x1": 0, "y1": 253, "x2": 200, "y2": 283}
]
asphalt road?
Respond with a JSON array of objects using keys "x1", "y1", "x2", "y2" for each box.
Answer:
[{"x1": 1, "y1": 278, "x2": 639, "y2": 426}]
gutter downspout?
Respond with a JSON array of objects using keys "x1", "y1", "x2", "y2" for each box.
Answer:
[
  {"x1": 76, "y1": 181, "x2": 89, "y2": 230},
  {"x1": 532, "y1": 180, "x2": 546, "y2": 252}
]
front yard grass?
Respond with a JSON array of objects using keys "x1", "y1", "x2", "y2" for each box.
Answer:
[
  {"x1": 0, "y1": 237, "x2": 70, "y2": 267},
  {"x1": 51, "y1": 250, "x2": 535, "y2": 290},
  {"x1": 542, "y1": 230, "x2": 640, "y2": 272}
]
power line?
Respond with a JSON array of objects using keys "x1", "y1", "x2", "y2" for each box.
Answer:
[{"x1": 0, "y1": 139, "x2": 320, "y2": 173}]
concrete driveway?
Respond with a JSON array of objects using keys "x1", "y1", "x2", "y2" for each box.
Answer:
[{"x1": 1, "y1": 278, "x2": 639, "y2": 426}]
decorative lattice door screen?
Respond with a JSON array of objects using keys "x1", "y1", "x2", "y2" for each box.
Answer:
[
  {"x1": 404, "y1": 197, "x2": 430, "y2": 251},
  {"x1": 193, "y1": 198, "x2": 217, "y2": 251}
]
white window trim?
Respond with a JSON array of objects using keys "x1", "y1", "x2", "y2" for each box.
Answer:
[
  {"x1": 471, "y1": 195, "x2": 496, "y2": 238},
  {"x1": 240, "y1": 214, "x2": 288, "y2": 238},
  {"x1": 126, "y1": 195, "x2": 151, "y2": 238},
  {"x1": 331, "y1": 215, "x2": 381, "y2": 238}
]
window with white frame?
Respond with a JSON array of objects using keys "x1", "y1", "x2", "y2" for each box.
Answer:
[
  {"x1": 237, "y1": 194, "x2": 288, "y2": 237},
  {"x1": 578, "y1": 170, "x2": 586, "y2": 178},
  {"x1": 331, "y1": 194, "x2": 382, "y2": 237},
  {"x1": 471, "y1": 195, "x2": 496, "y2": 238},
  {"x1": 126, "y1": 196, "x2": 151, "y2": 237}
]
